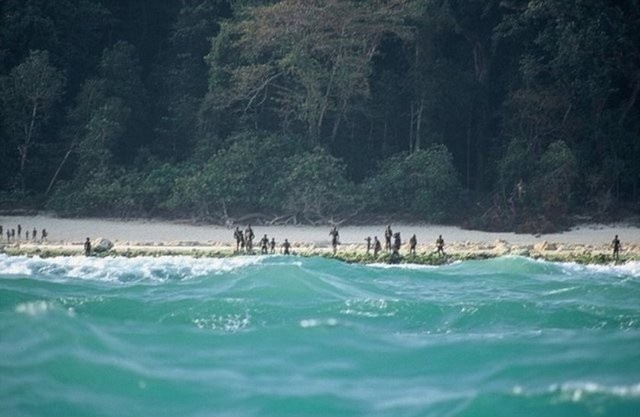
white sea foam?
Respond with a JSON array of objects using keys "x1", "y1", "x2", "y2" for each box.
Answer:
[
  {"x1": 368, "y1": 262, "x2": 440, "y2": 270},
  {"x1": 559, "y1": 260, "x2": 640, "y2": 278},
  {"x1": 554, "y1": 381, "x2": 640, "y2": 400},
  {"x1": 299, "y1": 318, "x2": 339, "y2": 328},
  {"x1": 14, "y1": 300, "x2": 53, "y2": 316},
  {"x1": 0, "y1": 253, "x2": 265, "y2": 282},
  {"x1": 193, "y1": 311, "x2": 252, "y2": 332},
  {"x1": 544, "y1": 286, "x2": 579, "y2": 296},
  {"x1": 513, "y1": 381, "x2": 640, "y2": 400},
  {"x1": 0, "y1": 254, "x2": 33, "y2": 275},
  {"x1": 341, "y1": 298, "x2": 397, "y2": 318}
]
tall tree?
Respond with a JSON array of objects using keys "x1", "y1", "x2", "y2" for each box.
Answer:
[
  {"x1": 151, "y1": 0, "x2": 231, "y2": 160},
  {"x1": 0, "y1": 50, "x2": 65, "y2": 190},
  {"x1": 97, "y1": 41, "x2": 148, "y2": 164},
  {"x1": 204, "y1": 0, "x2": 411, "y2": 146},
  {"x1": 502, "y1": 0, "x2": 640, "y2": 210},
  {"x1": 45, "y1": 78, "x2": 107, "y2": 196},
  {"x1": 0, "y1": 0, "x2": 112, "y2": 91}
]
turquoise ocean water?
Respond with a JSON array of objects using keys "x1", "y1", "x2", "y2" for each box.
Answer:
[{"x1": 1, "y1": 253, "x2": 639, "y2": 417}]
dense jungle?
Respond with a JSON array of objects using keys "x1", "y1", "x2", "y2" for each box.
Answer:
[{"x1": 1, "y1": 0, "x2": 639, "y2": 232}]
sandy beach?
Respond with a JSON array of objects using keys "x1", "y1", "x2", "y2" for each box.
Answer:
[{"x1": 1, "y1": 214, "x2": 639, "y2": 260}]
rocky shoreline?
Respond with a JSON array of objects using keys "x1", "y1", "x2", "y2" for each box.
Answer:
[
  {"x1": 1, "y1": 215, "x2": 637, "y2": 265},
  {"x1": 1, "y1": 239, "x2": 636, "y2": 266}
]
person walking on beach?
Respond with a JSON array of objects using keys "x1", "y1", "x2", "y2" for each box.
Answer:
[
  {"x1": 32, "y1": 227, "x2": 37, "y2": 241},
  {"x1": 6, "y1": 229, "x2": 10, "y2": 242},
  {"x1": 84, "y1": 237, "x2": 92, "y2": 257},
  {"x1": 17, "y1": 224, "x2": 22, "y2": 240},
  {"x1": 373, "y1": 236, "x2": 381, "y2": 257},
  {"x1": 612, "y1": 235, "x2": 621, "y2": 260},
  {"x1": 26, "y1": 231, "x2": 29, "y2": 241},
  {"x1": 41, "y1": 229, "x2": 48, "y2": 242},
  {"x1": 270, "y1": 238, "x2": 276, "y2": 254},
  {"x1": 329, "y1": 226, "x2": 339, "y2": 254},
  {"x1": 409, "y1": 234, "x2": 417, "y2": 255},
  {"x1": 260, "y1": 234, "x2": 269, "y2": 254},
  {"x1": 436, "y1": 235, "x2": 445, "y2": 256},
  {"x1": 365, "y1": 236, "x2": 372, "y2": 254},
  {"x1": 244, "y1": 225, "x2": 254, "y2": 252},
  {"x1": 384, "y1": 225, "x2": 393, "y2": 252},
  {"x1": 282, "y1": 239, "x2": 291, "y2": 255}
]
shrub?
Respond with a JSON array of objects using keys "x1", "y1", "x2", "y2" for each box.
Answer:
[
  {"x1": 365, "y1": 145, "x2": 462, "y2": 222},
  {"x1": 277, "y1": 147, "x2": 360, "y2": 221}
]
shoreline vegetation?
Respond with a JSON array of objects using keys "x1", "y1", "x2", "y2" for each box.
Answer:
[
  {"x1": 1, "y1": 241, "x2": 637, "y2": 266},
  {"x1": 2, "y1": 2, "x2": 640, "y2": 237}
]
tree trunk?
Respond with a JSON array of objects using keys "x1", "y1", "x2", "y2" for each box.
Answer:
[
  {"x1": 318, "y1": 57, "x2": 339, "y2": 137},
  {"x1": 330, "y1": 97, "x2": 348, "y2": 144},
  {"x1": 409, "y1": 101, "x2": 415, "y2": 153},
  {"x1": 382, "y1": 113, "x2": 388, "y2": 155},
  {"x1": 466, "y1": 108, "x2": 473, "y2": 190},
  {"x1": 415, "y1": 98, "x2": 424, "y2": 152},
  {"x1": 45, "y1": 144, "x2": 75, "y2": 196},
  {"x1": 19, "y1": 100, "x2": 39, "y2": 189}
]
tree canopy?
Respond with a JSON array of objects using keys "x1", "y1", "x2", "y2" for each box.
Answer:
[{"x1": 1, "y1": 0, "x2": 639, "y2": 231}]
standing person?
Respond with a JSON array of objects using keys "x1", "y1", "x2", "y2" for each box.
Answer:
[
  {"x1": 329, "y1": 226, "x2": 339, "y2": 254},
  {"x1": 436, "y1": 234, "x2": 445, "y2": 256},
  {"x1": 384, "y1": 225, "x2": 393, "y2": 252},
  {"x1": 282, "y1": 239, "x2": 291, "y2": 255},
  {"x1": 409, "y1": 234, "x2": 417, "y2": 255},
  {"x1": 612, "y1": 235, "x2": 621, "y2": 260},
  {"x1": 32, "y1": 227, "x2": 37, "y2": 241},
  {"x1": 6, "y1": 230, "x2": 10, "y2": 242},
  {"x1": 393, "y1": 232, "x2": 402, "y2": 254},
  {"x1": 233, "y1": 227, "x2": 244, "y2": 252},
  {"x1": 11, "y1": 229, "x2": 15, "y2": 241},
  {"x1": 260, "y1": 234, "x2": 269, "y2": 254},
  {"x1": 41, "y1": 229, "x2": 48, "y2": 242},
  {"x1": 0, "y1": 226, "x2": 3, "y2": 240},
  {"x1": 373, "y1": 236, "x2": 382, "y2": 257},
  {"x1": 270, "y1": 237, "x2": 276, "y2": 254},
  {"x1": 244, "y1": 225, "x2": 254, "y2": 252},
  {"x1": 84, "y1": 237, "x2": 92, "y2": 257},
  {"x1": 17, "y1": 224, "x2": 22, "y2": 239},
  {"x1": 365, "y1": 236, "x2": 372, "y2": 254},
  {"x1": 26, "y1": 231, "x2": 30, "y2": 241}
]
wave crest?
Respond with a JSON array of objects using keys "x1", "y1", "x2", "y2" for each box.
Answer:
[{"x1": 0, "y1": 253, "x2": 265, "y2": 283}]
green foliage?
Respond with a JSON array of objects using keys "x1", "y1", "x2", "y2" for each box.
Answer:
[
  {"x1": 205, "y1": 0, "x2": 411, "y2": 144},
  {"x1": 1, "y1": 0, "x2": 639, "y2": 229},
  {"x1": 497, "y1": 137, "x2": 536, "y2": 198},
  {"x1": 0, "y1": 0, "x2": 112, "y2": 80},
  {"x1": 278, "y1": 147, "x2": 361, "y2": 221},
  {"x1": 166, "y1": 133, "x2": 303, "y2": 219},
  {"x1": 46, "y1": 173, "x2": 129, "y2": 217},
  {"x1": 533, "y1": 140, "x2": 578, "y2": 219},
  {"x1": 0, "y1": 49, "x2": 66, "y2": 190},
  {"x1": 488, "y1": 138, "x2": 578, "y2": 232},
  {"x1": 365, "y1": 145, "x2": 462, "y2": 222}
]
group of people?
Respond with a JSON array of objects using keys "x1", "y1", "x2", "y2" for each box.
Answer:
[
  {"x1": 230, "y1": 224, "x2": 448, "y2": 259},
  {"x1": 2, "y1": 221, "x2": 625, "y2": 261},
  {"x1": 361, "y1": 225, "x2": 446, "y2": 258},
  {"x1": 0, "y1": 224, "x2": 48, "y2": 243},
  {"x1": 233, "y1": 225, "x2": 292, "y2": 255}
]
